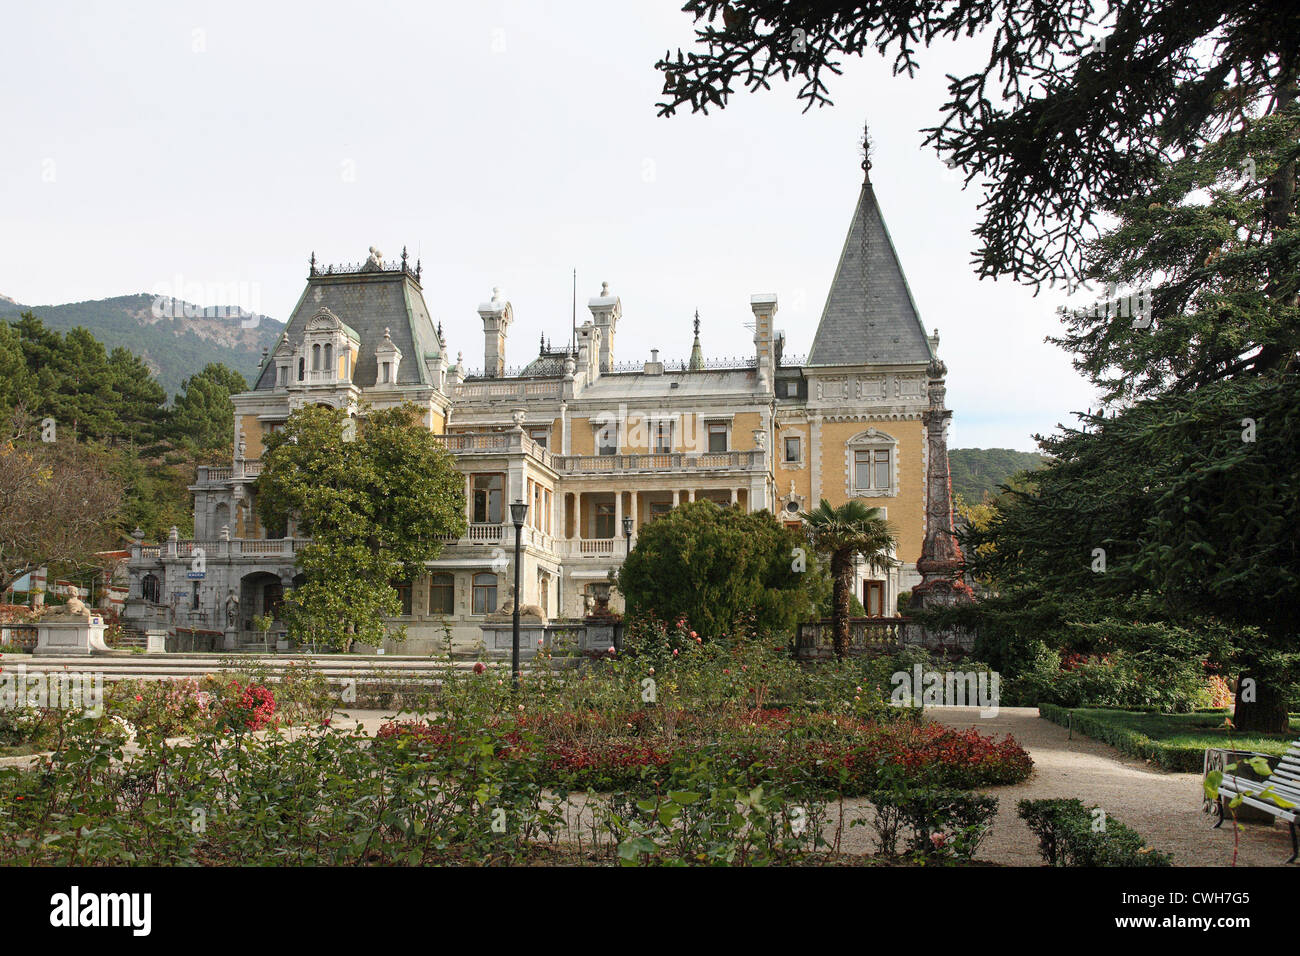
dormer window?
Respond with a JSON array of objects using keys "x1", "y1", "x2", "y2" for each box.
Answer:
[
  {"x1": 298, "y1": 306, "x2": 360, "y2": 388},
  {"x1": 373, "y1": 326, "x2": 402, "y2": 386}
]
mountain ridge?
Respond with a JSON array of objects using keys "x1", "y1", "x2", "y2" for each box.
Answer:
[{"x1": 0, "y1": 293, "x2": 283, "y2": 398}]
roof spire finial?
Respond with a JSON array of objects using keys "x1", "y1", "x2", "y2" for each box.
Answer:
[
  {"x1": 688, "y1": 310, "x2": 704, "y2": 372},
  {"x1": 860, "y1": 119, "x2": 873, "y2": 183}
]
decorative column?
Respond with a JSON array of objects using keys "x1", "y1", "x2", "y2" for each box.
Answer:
[{"x1": 910, "y1": 358, "x2": 974, "y2": 610}]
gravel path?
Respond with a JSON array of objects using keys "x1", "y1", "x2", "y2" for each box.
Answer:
[{"x1": 926, "y1": 706, "x2": 1295, "y2": 867}]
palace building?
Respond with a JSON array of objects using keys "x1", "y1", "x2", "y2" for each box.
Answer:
[{"x1": 124, "y1": 162, "x2": 961, "y2": 654}]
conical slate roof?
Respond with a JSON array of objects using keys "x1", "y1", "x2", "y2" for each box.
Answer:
[{"x1": 806, "y1": 180, "x2": 933, "y2": 367}]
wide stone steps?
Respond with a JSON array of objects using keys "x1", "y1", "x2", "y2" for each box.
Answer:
[{"x1": 0, "y1": 653, "x2": 518, "y2": 685}]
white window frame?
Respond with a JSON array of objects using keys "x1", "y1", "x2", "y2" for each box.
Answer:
[{"x1": 845, "y1": 428, "x2": 898, "y2": 498}]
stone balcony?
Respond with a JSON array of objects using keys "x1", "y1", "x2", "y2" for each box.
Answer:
[
  {"x1": 194, "y1": 459, "x2": 263, "y2": 487},
  {"x1": 550, "y1": 449, "x2": 764, "y2": 476},
  {"x1": 131, "y1": 537, "x2": 308, "y2": 564}
]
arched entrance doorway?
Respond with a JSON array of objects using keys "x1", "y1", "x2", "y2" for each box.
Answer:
[{"x1": 238, "y1": 571, "x2": 285, "y2": 631}]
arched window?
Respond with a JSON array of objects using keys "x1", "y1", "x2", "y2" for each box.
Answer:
[
  {"x1": 472, "y1": 573, "x2": 498, "y2": 615},
  {"x1": 142, "y1": 573, "x2": 160, "y2": 604},
  {"x1": 429, "y1": 573, "x2": 454, "y2": 614},
  {"x1": 298, "y1": 357, "x2": 305, "y2": 381},
  {"x1": 324, "y1": 343, "x2": 333, "y2": 375},
  {"x1": 312, "y1": 344, "x2": 321, "y2": 371}
]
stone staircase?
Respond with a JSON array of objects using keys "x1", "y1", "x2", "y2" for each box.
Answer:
[{"x1": 0, "y1": 653, "x2": 527, "y2": 707}]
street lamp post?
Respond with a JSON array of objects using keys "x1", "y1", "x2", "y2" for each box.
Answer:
[{"x1": 509, "y1": 499, "x2": 529, "y2": 689}]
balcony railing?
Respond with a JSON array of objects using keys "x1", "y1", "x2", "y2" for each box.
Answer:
[
  {"x1": 454, "y1": 380, "x2": 563, "y2": 401},
  {"x1": 551, "y1": 450, "x2": 764, "y2": 474},
  {"x1": 431, "y1": 432, "x2": 552, "y2": 468},
  {"x1": 793, "y1": 617, "x2": 911, "y2": 659},
  {"x1": 131, "y1": 538, "x2": 309, "y2": 562},
  {"x1": 195, "y1": 460, "x2": 262, "y2": 485}
]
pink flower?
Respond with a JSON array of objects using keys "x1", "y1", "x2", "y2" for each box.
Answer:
[
  {"x1": 689, "y1": 631, "x2": 697, "y2": 639},
  {"x1": 473, "y1": 661, "x2": 486, "y2": 675},
  {"x1": 607, "y1": 646, "x2": 615, "y2": 654}
]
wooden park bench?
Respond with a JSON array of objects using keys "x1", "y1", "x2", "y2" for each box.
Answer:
[{"x1": 1206, "y1": 738, "x2": 1300, "y2": 864}]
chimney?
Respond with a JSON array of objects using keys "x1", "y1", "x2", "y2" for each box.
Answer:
[
  {"x1": 477, "y1": 287, "x2": 512, "y2": 378},
  {"x1": 750, "y1": 293, "x2": 778, "y2": 392},
  {"x1": 587, "y1": 281, "x2": 620, "y2": 373}
]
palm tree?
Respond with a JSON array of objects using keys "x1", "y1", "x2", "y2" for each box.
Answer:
[{"x1": 801, "y1": 499, "x2": 898, "y2": 660}]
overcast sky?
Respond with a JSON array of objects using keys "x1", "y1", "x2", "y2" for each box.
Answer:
[{"x1": 0, "y1": 0, "x2": 1101, "y2": 451}]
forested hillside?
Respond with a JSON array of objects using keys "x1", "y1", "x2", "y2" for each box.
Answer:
[
  {"x1": 0, "y1": 293, "x2": 281, "y2": 398},
  {"x1": 948, "y1": 448, "x2": 1045, "y2": 504},
  {"x1": 0, "y1": 313, "x2": 248, "y2": 542}
]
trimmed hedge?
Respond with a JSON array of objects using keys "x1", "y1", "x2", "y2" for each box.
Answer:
[
  {"x1": 1039, "y1": 703, "x2": 1199, "y2": 771},
  {"x1": 1017, "y1": 798, "x2": 1171, "y2": 866},
  {"x1": 1039, "y1": 704, "x2": 1298, "y2": 772}
]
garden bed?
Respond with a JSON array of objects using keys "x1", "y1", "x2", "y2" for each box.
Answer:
[{"x1": 377, "y1": 708, "x2": 1033, "y2": 793}]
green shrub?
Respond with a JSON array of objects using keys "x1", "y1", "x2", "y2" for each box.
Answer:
[
  {"x1": 867, "y1": 789, "x2": 998, "y2": 861},
  {"x1": 1002, "y1": 649, "x2": 1210, "y2": 712},
  {"x1": 606, "y1": 749, "x2": 832, "y2": 866},
  {"x1": 1017, "y1": 798, "x2": 1171, "y2": 866}
]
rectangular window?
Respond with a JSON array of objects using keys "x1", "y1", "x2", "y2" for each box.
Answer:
[
  {"x1": 393, "y1": 580, "x2": 412, "y2": 616},
  {"x1": 472, "y1": 573, "x2": 497, "y2": 615},
  {"x1": 874, "y1": 449, "x2": 891, "y2": 490},
  {"x1": 472, "y1": 474, "x2": 504, "y2": 524},
  {"x1": 855, "y1": 450, "x2": 872, "y2": 490},
  {"x1": 595, "y1": 421, "x2": 617, "y2": 456},
  {"x1": 429, "y1": 573, "x2": 454, "y2": 614},
  {"x1": 707, "y1": 422, "x2": 728, "y2": 453},
  {"x1": 650, "y1": 501, "x2": 672, "y2": 521},
  {"x1": 784, "y1": 436, "x2": 801, "y2": 462},
  {"x1": 381, "y1": 361, "x2": 391, "y2": 384},
  {"x1": 528, "y1": 427, "x2": 549, "y2": 448},
  {"x1": 595, "y1": 502, "x2": 615, "y2": 539},
  {"x1": 864, "y1": 580, "x2": 885, "y2": 617},
  {"x1": 652, "y1": 421, "x2": 673, "y2": 454},
  {"x1": 855, "y1": 449, "x2": 893, "y2": 491},
  {"x1": 533, "y1": 482, "x2": 542, "y2": 529}
]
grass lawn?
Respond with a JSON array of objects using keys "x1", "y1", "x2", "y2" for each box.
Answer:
[{"x1": 1039, "y1": 704, "x2": 1300, "y2": 773}]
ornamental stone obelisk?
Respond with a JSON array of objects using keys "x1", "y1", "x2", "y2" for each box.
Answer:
[{"x1": 910, "y1": 356, "x2": 975, "y2": 612}]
